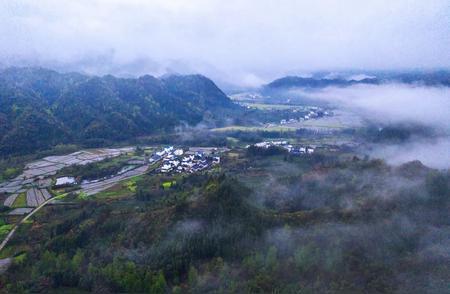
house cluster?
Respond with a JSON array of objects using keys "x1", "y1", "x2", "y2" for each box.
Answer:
[
  {"x1": 280, "y1": 108, "x2": 331, "y2": 125},
  {"x1": 249, "y1": 141, "x2": 315, "y2": 154},
  {"x1": 150, "y1": 146, "x2": 220, "y2": 174}
]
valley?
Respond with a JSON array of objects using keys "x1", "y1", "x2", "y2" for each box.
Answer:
[
  {"x1": 0, "y1": 68, "x2": 448, "y2": 293},
  {"x1": 1, "y1": 2, "x2": 449, "y2": 293}
]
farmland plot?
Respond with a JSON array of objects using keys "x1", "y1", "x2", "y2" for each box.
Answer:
[
  {"x1": 26, "y1": 188, "x2": 51, "y2": 207},
  {"x1": 3, "y1": 194, "x2": 18, "y2": 207},
  {"x1": 81, "y1": 165, "x2": 149, "y2": 196},
  {"x1": 8, "y1": 208, "x2": 33, "y2": 215},
  {"x1": 26, "y1": 189, "x2": 38, "y2": 207}
]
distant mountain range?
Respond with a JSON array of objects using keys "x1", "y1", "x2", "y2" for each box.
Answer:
[
  {"x1": 0, "y1": 67, "x2": 238, "y2": 155},
  {"x1": 265, "y1": 71, "x2": 450, "y2": 89}
]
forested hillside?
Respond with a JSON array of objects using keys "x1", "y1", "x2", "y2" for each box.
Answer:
[
  {"x1": 0, "y1": 68, "x2": 239, "y2": 156},
  {"x1": 2, "y1": 152, "x2": 449, "y2": 293},
  {"x1": 265, "y1": 71, "x2": 450, "y2": 89}
]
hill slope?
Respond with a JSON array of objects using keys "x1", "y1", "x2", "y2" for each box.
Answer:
[
  {"x1": 265, "y1": 71, "x2": 450, "y2": 89},
  {"x1": 0, "y1": 68, "x2": 238, "y2": 155}
]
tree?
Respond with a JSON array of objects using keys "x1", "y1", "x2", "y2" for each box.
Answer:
[
  {"x1": 188, "y1": 265, "x2": 199, "y2": 287},
  {"x1": 149, "y1": 271, "x2": 167, "y2": 293},
  {"x1": 265, "y1": 246, "x2": 278, "y2": 272}
]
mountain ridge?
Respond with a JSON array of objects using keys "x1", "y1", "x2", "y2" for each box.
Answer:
[
  {"x1": 0, "y1": 67, "x2": 239, "y2": 156},
  {"x1": 265, "y1": 71, "x2": 450, "y2": 89}
]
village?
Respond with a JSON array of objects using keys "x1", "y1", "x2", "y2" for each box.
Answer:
[
  {"x1": 0, "y1": 145, "x2": 226, "y2": 214},
  {"x1": 279, "y1": 107, "x2": 331, "y2": 125},
  {"x1": 55, "y1": 146, "x2": 225, "y2": 194},
  {"x1": 247, "y1": 140, "x2": 316, "y2": 155},
  {"x1": 151, "y1": 146, "x2": 222, "y2": 174}
]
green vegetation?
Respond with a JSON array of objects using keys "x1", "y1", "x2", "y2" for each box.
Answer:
[
  {"x1": 241, "y1": 103, "x2": 304, "y2": 110},
  {"x1": 93, "y1": 176, "x2": 144, "y2": 200},
  {"x1": 57, "y1": 156, "x2": 130, "y2": 181},
  {"x1": 13, "y1": 253, "x2": 27, "y2": 265},
  {"x1": 0, "y1": 168, "x2": 21, "y2": 182},
  {"x1": 0, "y1": 224, "x2": 13, "y2": 239},
  {"x1": 0, "y1": 68, "x2": 239, "y2": 156},
  {"x1": 11, "y1": 193, "x2": 26, "y2": 208},
  {"x1": 77, "y1": 191, "x2": 88, "y2": 200},
  {"x1": 162, "y1": 181, "x2": 176, "y2": 189},
  {"x1": 212, "y1": 125, "x2": 294, "y2": 132},
  {"x1": 1, "y1": 150, "x2": 449, "y2": 293},
  {"x1": 126, "y1": 179, "x2": 137, "y2": 192}
]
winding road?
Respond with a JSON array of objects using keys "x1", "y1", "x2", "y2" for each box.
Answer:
[{"x1": 0, "y1": 196, "x2": 56, "y2": 253}]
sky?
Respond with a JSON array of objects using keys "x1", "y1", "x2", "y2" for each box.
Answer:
[{"x1": 0, "y1": 0, "x2": 449, "y2": 86}]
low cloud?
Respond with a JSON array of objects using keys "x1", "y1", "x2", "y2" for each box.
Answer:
[
  {"x1": 367, "y1": 137, "x2": 450, "y2": 169},
  {"x1": 288, "y1": 84, "x2": 450, "y2": 168},
  {"x1": 1, "y1": 1, "x2": 449, "y2": 85},
  {"x1": 295, "y1": 84, "x2": 450, "y2": 131}
]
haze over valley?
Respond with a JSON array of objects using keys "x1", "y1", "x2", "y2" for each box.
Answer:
[{"x1": 0, "y1": 1, "x2": 448, "y2": 293}]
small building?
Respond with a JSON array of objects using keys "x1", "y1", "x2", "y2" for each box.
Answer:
[
  {"x1": 164, "y1": 146, "x2": 174, "y2": 153},
  {"x1": 161, "y1": 164, "x2": 172, "y2": 173},
  {"x1": 174, "y1": 149, "x2": 184, "y2": 156},
  {"x1": 212, "y1": 157, "x2": 221, "y2": 164},
  {"x1": 54, "y1": 177, "x2": 76, "y2": 188}
]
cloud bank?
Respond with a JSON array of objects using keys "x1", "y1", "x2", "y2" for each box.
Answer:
[
  {"x1": 289, "y1": 84, "x2": 450, "y2": 168},
  {"x1": 0, "y1": 0, "x2": 449, "y2": 86},
  {"x1": 301, "y1": 84, "x2": 450, "y2": 131}
]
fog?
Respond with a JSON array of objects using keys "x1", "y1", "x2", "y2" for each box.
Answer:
[
  {"x1": 296, "y1": 84, "x2": 450, "y2": 130},
  {"x1": 1, "y1": 0, "x2": 449, "y2": 86},
  {"x1": 368, "y1": 138, "x2": 450, "y2": 169},
  {"x1": 290, "y1": 84, "x2": 450, "y2": 168}
]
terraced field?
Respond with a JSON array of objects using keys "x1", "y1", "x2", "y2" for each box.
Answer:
[
  {"x1": 3, "y1": 194, "x2": 18, "y2": 207},
  {"x1": 23, "y1": 188, "x2": 52, "y2": 207}
]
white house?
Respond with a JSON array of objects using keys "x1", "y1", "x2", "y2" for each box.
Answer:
[
  {"x1": 174, "y1": 149, "x2": 184, "y2": 156},
  {"x1": 55, "y1": 177, "x2": 76, "y2": 187}
]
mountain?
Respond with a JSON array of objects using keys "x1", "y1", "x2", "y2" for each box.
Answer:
[
  {"x1": 0, "y1": 67, "x2": 239, "y2": 156},
  {"x1": 265, "y1": 71, "x2": 450, "y2": 89},
  {"x1": 265, "y1": 76, "x2": 378, "y2": 89}
]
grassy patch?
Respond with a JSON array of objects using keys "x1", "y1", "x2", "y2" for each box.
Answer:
[
  {"x1": 126, "y1": 179, "x2": 137, "y2": 192},
  {"x1": 22, "y1": 219, "x2": 33, "y2": 225},
  {"x1": 77, "y1": 191, "x2": 88, "y2": 200},
  {"x1": 227, "y1": 152, "x2": 240, "y2": 159},
  {"x1": 93, "y1": 176, "x2": 144, "y2": 200},
  {"x1": 0, "y1": 244, "x2": 26, "y2": 259},
  {"x1": 0, "y1": 224, "x2": 14, "y2": 239},
  {"x1": 212, "y1": 126, "x2": 294, "y2": 132},
  {"x1": 53, "y1": 193, "x2": 68, "y2": 200},
  {"x1": 13, "y1": 252, "x2": 27, "y2": 265},
  {"x1": 12, "y1": 193, "x2": 27, "y2": 208},
  {"x1": 162, "y1": 181, "x2": 176, "y2": 189},
  {"x1": 243, "y1": 103, "x2": 304, "y2": 110},
  {"x1": 299, "y1": 119, "x2": 345, "y2": 129}
]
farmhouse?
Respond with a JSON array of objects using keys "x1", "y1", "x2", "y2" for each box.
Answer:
[
  {"x1": 54, "y1": 176, "x2": 76, "y2": 188},
  {"x1": 174, "y1": 149, "x2": 184, "y2": 156},
  {"x1": 249, "y1": 141, "x2": 315, "y2": 155}
]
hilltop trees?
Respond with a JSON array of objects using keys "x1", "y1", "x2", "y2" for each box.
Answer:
[{"x1": 0, "y1": 67, "x2": 239, "y2": 156}]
